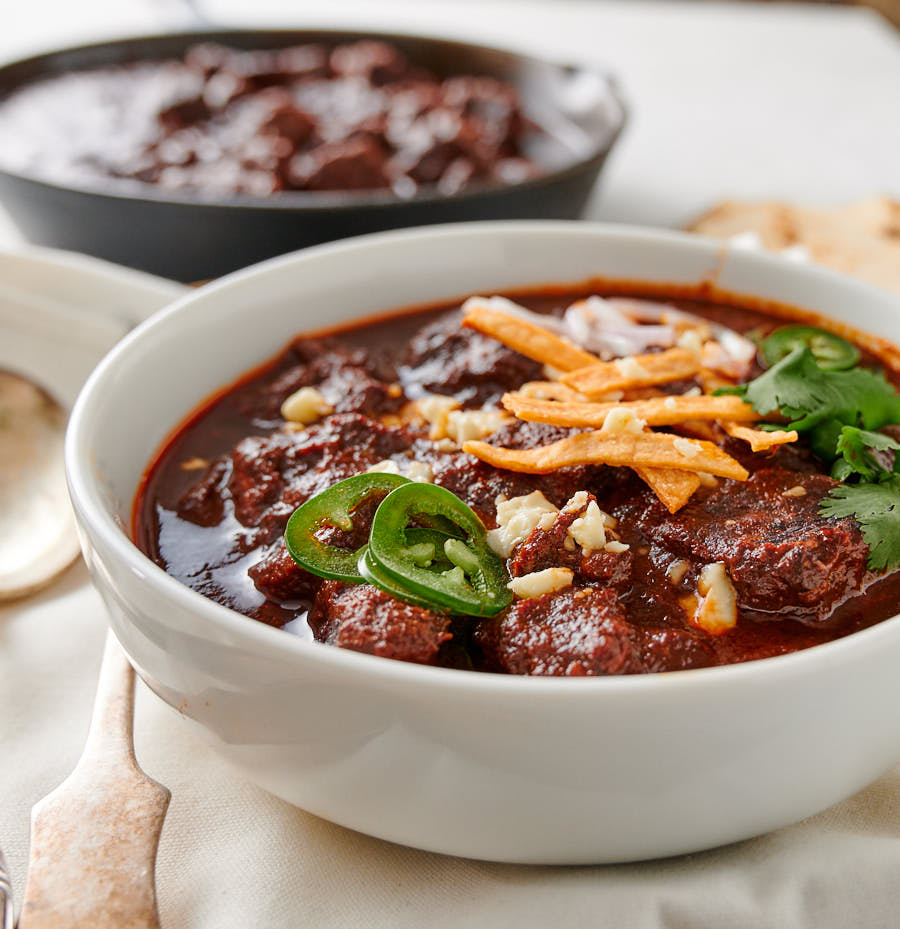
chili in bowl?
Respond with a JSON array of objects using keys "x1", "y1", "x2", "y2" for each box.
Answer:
[{"x1": 65, "y1": 223, "x2": 900, "y2": 863}]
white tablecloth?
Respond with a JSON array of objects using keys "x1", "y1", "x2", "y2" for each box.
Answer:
[{"x1": 2, "y1": 2, "x2": 900, "y2": 927}]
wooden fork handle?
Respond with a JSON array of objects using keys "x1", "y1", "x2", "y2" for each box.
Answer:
[{"x1": 18, "y1": 630, "x2": 170, "y2": 929}]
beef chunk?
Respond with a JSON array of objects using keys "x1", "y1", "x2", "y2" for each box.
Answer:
[
  {"x1": 631, "y1": 627, "x2": 715, "y2": 673},
  {"x1": 422, "y1": 421, "x2": 606, "y2": 525},
  {"x1": 401, "y1": 312, "x2": 542, "y2": 405},
  {"x1": 310, "y1": 581, "x2": 451, "y2": 664},
  {"x1": 329, "y1": 40, "x2": 410, "y2": 86},
  {"x1": 248, "y1": 338, "x2": 401, "y2": 421},
  {"x1": 441, "y1": 76, "x2": 522, "y2": 152},
  {"x1": 719, "y1": 434, "x2": 825, "y2": 476},
  {"x1": 473, "y1": 587, "x2": 633, "y2": 676},
  {"x1": 157, "y1": 93, "x2": 209, "y2": 132},
  {"x1": 428, "y1": 451, "x2": 599, "y2": 526},
  {"x1": 508, "y1": 492, "x2": 634, "y2": 592},
  {"x1": 486, "y1": 419, "x2": 579, "y2": 450},
  {"x1": 288, "y1": 136, "x2": 389, "y2": 191},
  {"x1": 176, "y1": 457, "x2": 230, "y2": 526},
  {"x1": 248, "y1": 543, "x2": 318, "y2": 603},
  {"x1": 619, "y1": 467, "x2": 869, "y2": 624},
  {"x1": 228, "y1": 414, "x2": 412, "y2": 532},
  {"x1": 252, "y1": 89, "x2": 317, "y2": 146}
]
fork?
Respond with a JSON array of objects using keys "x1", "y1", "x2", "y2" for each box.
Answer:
[
  {"x1": 17, "y1": 631, "x2": 170, "y2": 929},
  {"x1": 0, "y1": 845, "x2": 12, "y2": 929}
]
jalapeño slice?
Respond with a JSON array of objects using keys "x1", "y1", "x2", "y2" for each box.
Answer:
[
  {"x1": 367, "y1": 483, "x2": 512, "y2": 617},
  {"x1": 356, "y1": 548, "x2": 439, "y2": 610},
  {"x1": 284, "y1": 473, "x2": 410, "y2": 581},
  {"x1": 761, "y1": 325, "x2": 860, "y2": 371}
]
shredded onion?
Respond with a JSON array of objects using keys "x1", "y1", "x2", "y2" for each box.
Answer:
[
  {"x1": 562, "y1": 297, "x2": 676, "y2": 358},
  {"x1": 461, "y1": 294, "x2": 757, "y2": 379},
  {"x1": 601, "y1": 299, "x2": 757, "y2": 378}
]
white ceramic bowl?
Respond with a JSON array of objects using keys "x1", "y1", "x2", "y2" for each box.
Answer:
[{"x1": 66, "y1": 222, "x2": 900, "y2": 864}]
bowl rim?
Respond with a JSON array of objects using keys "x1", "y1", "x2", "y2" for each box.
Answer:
[
  {"x1": 0, "y1": 27, "x2": 627, "y2": 212},
  {"x1": 65, "y1": 219, "x2": 900, "y2": 697}
]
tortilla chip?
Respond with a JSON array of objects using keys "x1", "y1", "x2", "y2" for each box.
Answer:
[
  {"x1": 502, "y1": 393, "x2": 756, "y2": 428},
  {"x1": 462, "y1": 305, "x2": 598, "y2": 372},
  {"x1": 561, "y1": 348, "x2": 701, "y2": 396},
  {"x1": 722, "y1": 422, "x2": 798, "y2": 452},
  {"x1": 674, "y1": 419, "x2": 719, "y2": 441},
  {"x1": 463, "y1": 431, "x2": 748, "y2": 480},
  {"x1": 634, "y1": 467, "x2": 702, "y2": 513},
  {"x1": 517, "y1": 381, "x2": 594, "y2": 402}
]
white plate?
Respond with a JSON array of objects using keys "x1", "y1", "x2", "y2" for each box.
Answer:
[
  {"x1": 0, "y1": 245, "x2": 185, "y2": 408},
  {"x1": 0, "y1": 245, "x2": 184, "y2": 598}
]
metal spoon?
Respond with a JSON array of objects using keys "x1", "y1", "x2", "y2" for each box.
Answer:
[{"x1": 0, "y1": 370, "x2": 79, "y2": 600}]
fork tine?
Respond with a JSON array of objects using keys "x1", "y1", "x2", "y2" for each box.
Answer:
[{"x1": 0, "y1": 846, "x2": 13, "y2": 929}]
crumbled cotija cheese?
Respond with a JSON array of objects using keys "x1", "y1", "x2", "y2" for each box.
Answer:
[
  {"x1": 601, "y1": 407, "x2": 647, "y2": 435},
  {"x1": 367, "y1": 459, "x2": 434, "y2": 482},
  {"x1": 280, "y1": 386, "x2": 333, "y2": 424},
  {"x1": 687, "y1": 562, "x2": 737, "y2": 635},
  {"x1": 683, "y1": 386, "x2": 702, "y2": 397},
  {"x1": 783, "y1": 485, "x2": 807, "y2": 497},
  {"x1": 663, "y1": 396, "x2": 677, "y2": 410},
  {"x1": 673, "y1": 437, "x2": 701, "y2": 459},
  {"x1": 568, "y1": 500, "x2": 610, "y2": 552},
  {"x1": 604, "y1": 540, "x2": 630, "y2": 553},
  {"x1": 445, "y1": 408, "x2": 510, "y2": 445},
  {"x1": 562, "y1": 490, "x2": 590, "y2": 513},
  {"x1": 418, "y1": 394, "x2": 461, "y2": 439},
  {"x1": 507, "y1": 567, "x2": 574, "y2": 598},
  {"x1": 487, "y1": 491, "x2": 559, "y2": 557},
  {"x1": 406, "y1": 461, "x2": 434, "y2": 483},
  {"x1": 616, "y1": 356, "x2": 649, "y2": 379},
  {"x1": 677, "y1": 328, "x2": 705, "y2": 356},
  {"x1": 366, "y1": 459, "x2": 401, "y2": 475}
]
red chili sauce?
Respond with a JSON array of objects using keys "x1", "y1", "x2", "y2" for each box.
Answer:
[{"x1": 133, "y1": 286, "x2": 900, "y2": 675}]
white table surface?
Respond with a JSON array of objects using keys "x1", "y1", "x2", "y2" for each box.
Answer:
[{"x1": 2, "y1": 3, "x2": 900, "y2": 928}]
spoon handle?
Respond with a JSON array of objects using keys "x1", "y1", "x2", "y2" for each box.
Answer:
[
  {"x1": 0, "y1": 846, "x2": 12, "y2": 929},
  {"x1": 18, "y1": 630, "x2": 170, "y2": 929}
]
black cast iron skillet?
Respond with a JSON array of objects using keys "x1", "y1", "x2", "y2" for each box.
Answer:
[{"x1": 0, "y1": 29, "x2": 627, "y2": 281}]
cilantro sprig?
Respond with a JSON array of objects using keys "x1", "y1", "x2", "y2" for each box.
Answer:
[
  {"x1": 722, "y1": 346, "x2": 900, "y2": 452},
  {"x1": 820, "y1": 478, "x2": 900, "y2": 572},
  {"x1": 720, "y1": 345, "x2": 900, "y2": 572},
  {"x1": 832, "y1": 426, "x2": 900, "y2": 483}
]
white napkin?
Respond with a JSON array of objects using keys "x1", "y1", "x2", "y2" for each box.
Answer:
[{"x1": 3, "y1": 565, "x2": 900, "y2": 929}]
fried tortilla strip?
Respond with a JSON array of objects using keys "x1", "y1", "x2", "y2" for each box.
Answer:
[
  {"x1": 634, "y1": 467, "x2": 702, "y2": 513},
  {"x1": 463, "y1": 431, "x2": 749, "y2": 480},
  {"x1": 721, "y1": 422, "x2": 798, "y2": 452},
  {"x1": 517, "y1": 381, "x2": 594, "y2": 402},
  {"x1": 561, "y1": 347, "x2": 701, "y2": 396},
  {"x1": 502, "y1": 393, "x2": 757, "y2": 428},
  {"x1": 462, "y1": 305, "x2": 598, "y2": 372}
]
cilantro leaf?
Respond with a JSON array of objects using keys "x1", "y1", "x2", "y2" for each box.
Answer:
[
  {"x1": 820, "y1": 478, "x2": 900, "y2": 572},
  {"x1": 725, "y1": 343, "x2": 900, "y2": 573},
  {"x1": 832, "y1": 426, "x2": 900, "y2": 482},
  {"x1": 725, "y1": 346, "x2": 900, "y2": 437}
]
